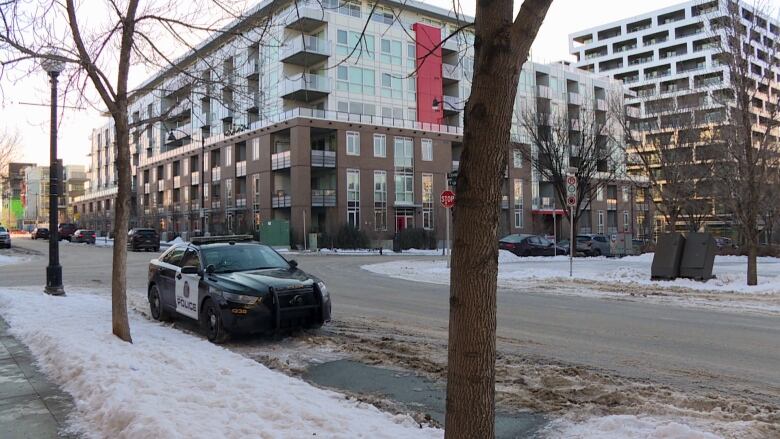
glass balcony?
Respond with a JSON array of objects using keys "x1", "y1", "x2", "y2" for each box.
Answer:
[
  {"x1": 281, "y1": 36, "x2": 331, "y2": 67},
  {"x1": 312, "y1": 189, "x2": 336, "y2": 207},
  {"x1": 281, "y1": 75, "x2": 331, "y2": 102},
  {"x1": 272, "y1": 151, "x2": 291, "y2": 170},
  {"x1": 311, "y1": 150, "x2": 336, "y2": 167},
  {"x1": 284, "y1": 5, "x2": 326, "y2": 32}
]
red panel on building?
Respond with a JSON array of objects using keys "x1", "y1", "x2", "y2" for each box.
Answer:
[{"x1": 413, "y1": 23, "x2": 443, "y2": 124}]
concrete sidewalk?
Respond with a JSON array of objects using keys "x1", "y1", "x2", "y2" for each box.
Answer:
[{"x1": 0, "y1": 317, "x2": 76, "y2": 438}]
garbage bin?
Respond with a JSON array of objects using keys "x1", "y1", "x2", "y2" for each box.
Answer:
[
  {"x1": 651, "y1": 233, "x2": 685, "y2": 280},
  {"x1": 679, "y1": 232, "x2": 716, "y2": 280},
  {"x1": 392, "y1": 233, "x2": 401, "y2": 253}
]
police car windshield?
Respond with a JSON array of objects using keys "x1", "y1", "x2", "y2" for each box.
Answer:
[{"x1": 201, "y1": 244, "x2": 289, "y2": 273}]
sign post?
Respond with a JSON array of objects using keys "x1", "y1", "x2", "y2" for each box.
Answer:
[
  {"x1": 566, "y1": 174, "x2": 577, "y2": 277},
  {"x1": 441, "y1": 189, "x2": 455, "y2": 268}
]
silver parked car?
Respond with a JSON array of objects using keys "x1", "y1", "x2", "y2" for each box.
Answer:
[
  {"x1": 0, "y1": 226, "x2": 10, "y2": 248},
  {"x1": 576, "y1": 234, "x2": 611, "y2": 257}
]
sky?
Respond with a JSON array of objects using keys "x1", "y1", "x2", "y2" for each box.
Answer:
[{"x1": 0, "y1": 0, "x2": 774, "y2": 168}]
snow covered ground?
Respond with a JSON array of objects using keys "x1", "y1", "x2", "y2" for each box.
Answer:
[
  {"x1": 0, "y1": 250, "x2": 33, "y2": 266},
  {"x1": 0, "y1": 289, "x2": 441, "y2": 439},
  {"x1": 318, "y1": 248, "x2": 443, "y2": 256},
  {"x1": 362, "y1": 252, "x2": 780, "y2": 313},
  {"x1": 543, "y1": 415, "x2": 743, "y2": 439}
]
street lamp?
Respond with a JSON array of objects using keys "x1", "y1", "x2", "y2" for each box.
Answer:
[
  {"x1": 41, "y1": 54, "x2": 65, "y2": 296},
  {"x1": 166, "y1": 129, "x2": 206, "y2": 236}
]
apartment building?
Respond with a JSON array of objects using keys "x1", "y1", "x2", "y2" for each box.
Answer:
[
  {"x1": 74, "y1": 0, "x2": 650, "y2": 246},
  {"x1": 569, "y1": 0, "x2": 780, "y2": 234},
  {"x1": 1, "y1": 162, "x2": 35, "y2": 229}
]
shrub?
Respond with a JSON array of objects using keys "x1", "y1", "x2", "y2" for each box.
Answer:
[
  {"x1": 335, "y1": 224, "x2": 370, "y2": 249},
  {"x1": 398, "y1": 227, "x2": 437, "y2": 250}
]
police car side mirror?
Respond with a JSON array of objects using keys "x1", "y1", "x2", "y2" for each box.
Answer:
[
  {"x1": 205, "y1": 264, "x2": 216, "y2": 274},
  {"x1": 181, "y1": 266, "x2": 199, "y2": 275},
  {"x1": 288, "y1": 259, "x2": 298, "y2": 270}
]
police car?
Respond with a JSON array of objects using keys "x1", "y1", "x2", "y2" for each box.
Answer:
[{"x1": 147, "y1": 235, "x2": 331, "y2": 343}]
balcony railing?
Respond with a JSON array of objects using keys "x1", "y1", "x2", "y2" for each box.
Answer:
[
  {"x1": 272, "y1": 194, "x2": 291, "y2": 208},
  {"x1": 567, "y1": 92, "x2": 581, "y2": 105},
  {"x1": 595, "y1": 99, "x2": 607, "y2": 111},
  {"x1": 143, "y1": 182, "x2": 150, "y2": 194},
  {"x1": 280, "y1": 36, "x2": 331, "y2": 66},
  {"x1": 157, "y1": 180, "x2": 164, "y2": 191},
  {"x1": 312, "y1": 189, "x2": 337, "y2": 207},
  {"x1": 442, "y1": 63, "x2": 461, "y2": 81},
  {"x1": 235, "y1": 198, "x2": 247, "y2": 208},
  {"x1": 272, "y1": 151, "x2": 291, "y2": 170},
  {"x1": 569, "y1": 118, "x2": 581, "y2": 130},
  {"x1": 607, "y1": 199, "x2": 617, "y2": 210},
  {"x1": 236, "y1": 160, "x2": 246, "y2": 177},
  {"x1": 191, "y1": 171, "x2": 200, "y2": 185},
  {"x1": 211, "y1": 166, "x2": 221, "y2": 182},
  {"x1": 173, "y1": 175, "x2": 181, "y2": 189},
  {"x1": 537, "y1": 84, "x2": 551, "y2": 98},
  {"x1": 281, "y1": 75, "x2": 331, "y2": 102},
  {"x1": 311, "y1": 150, "x2": 336, "y2": 167}
]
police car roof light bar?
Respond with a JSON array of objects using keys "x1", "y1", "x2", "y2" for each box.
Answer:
[{"x1": 190, "y1": 235, "x2": 254, "y2": 245}]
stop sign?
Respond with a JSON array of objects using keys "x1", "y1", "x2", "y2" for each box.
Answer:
[{"x1": 440, "y1": 190, "x2": 455, "y2": 208}]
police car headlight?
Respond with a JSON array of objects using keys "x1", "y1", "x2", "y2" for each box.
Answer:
[
  {"x1": 221, "y1": 291, "x2": 259, "y2": 305},
  {"x1": 317, "y1": 282, "x2": 329, "y2": 301}
]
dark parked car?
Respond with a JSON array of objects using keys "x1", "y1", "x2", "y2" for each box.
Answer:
[
  {"x1": 147, "y1": 235, "x2": 331, "y2": 343},
  {"x1": 0, "y1": 226, "x2": 10, "y2": 248},
  {"x1": 58, "y1": 223, "x2": 78, "y2": 241},
  {"x1": 30, "y1": 227, "x2": 50, "y2": 240},
  {"x1": 499, "y1": 234, "x2": 564, "y2": 257},
  {"x1": 128, "y1": 228, "x2": 160, "y2": 252},
  {"x1": 576, "y1": 234, "x2": 611, "y2": 257},
  {"x1": 558, "y1": 239, "x2": 588, "y2": 256},
  {"x1": 71, "y1": 229, "x2": 97, "y2": 244}
]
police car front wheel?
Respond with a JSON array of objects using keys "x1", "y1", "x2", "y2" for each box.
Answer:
[{"x1": 201, "y1": 299, "x2": 228, "y2": 344}]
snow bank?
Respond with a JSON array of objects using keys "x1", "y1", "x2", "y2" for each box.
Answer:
[
  {"x1": 164, "y1": 236, "x2": 184, "y2": 245},
  {"x1": 318, "y1": 248, "x2": 441, "y2": 256},
  {"x1": 545, "y1": 415, "x2": 722, "y2": 439},
  {"x1": 0, "y1": 252, "x2": 28, "y2": 266},
  {"x1": 363, "y1": 253, "x2": 780, "y2": 295},
  {"x1": 0, "y1": 289, "x2": 441, "y2": 439}
]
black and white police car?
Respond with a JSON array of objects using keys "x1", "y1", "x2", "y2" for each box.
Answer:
[{"x1": 147, "y1": 235, "x2": 331, "y2": 343}]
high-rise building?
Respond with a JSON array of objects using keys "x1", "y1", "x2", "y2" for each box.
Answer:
[
  {"x1": 569, "y1": 0, "x2": 780, "y2": 234},
  {"x1": 74, "y1": 0, "x2": 649, "y2": 246}
]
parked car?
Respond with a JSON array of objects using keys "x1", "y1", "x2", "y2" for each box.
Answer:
[
  {"x1": 71, "y1": 229, "x2": 97, "y2": 244},
  {"x1": 0, "y1": 226, "x2": 10, "y2": 248},
  {"x1": 558, "y1": 239, "x2": 588, "y2": 256},
  {"x1": 147, "y1": 235, "x2": 331, "y2": 343},
  {"x1": 576, "y1": 234, "x2": 611, "y2": 257},
  {"x1": 499, "y1": 234, "x2": 563, "y2": 256},
  {"x1": 714, "y1": 237, "x2": 735, "y2": 249},
  {"x1": 58, "y1": 223, "x2": 78, "y2": 241},
  {"x1": 30, "y1": 227, "x2": 50, "y2": 240},
  {"x1": 128, "y1": 228, "x2": 160, "y2": 252}
]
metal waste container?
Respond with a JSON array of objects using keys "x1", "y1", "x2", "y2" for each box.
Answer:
[
  {"x1": 679, "y1": 232, "x2": 716, "y2": 280},
  {"x1": 392, "y1": 233, "x2": 401, "y2": 253},
  {"x1": 651, "y1": 233, "x2": 685, "y2": 280}
]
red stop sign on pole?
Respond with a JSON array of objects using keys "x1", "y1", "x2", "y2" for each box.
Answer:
[{"x1": 440, "y1": 190, "x2": 455, "y2": 208}]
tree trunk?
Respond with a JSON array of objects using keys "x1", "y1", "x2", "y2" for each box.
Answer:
[
  {"x1": 445, "y1": 1, "x2": 551, "y2": 437},
  {"x1": 111, "y1": 115, "x2": 132, "y2": 343},
  {"x1": 747, "y1": 229, "x2": 758, "y2": 286}
]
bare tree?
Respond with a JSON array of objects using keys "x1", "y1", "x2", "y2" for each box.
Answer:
[
  {"x1": 0, "y1": 129, "x2": 21, "y2": 180},
  {"x1": 446, "y1": 1, "x2": 552, "y2": 438},
  {"x1": 708, "y1": 0, "x2": 780, "y2": 285},
  {"x1": 517, "y1": 94, "x2": 622, "y2": 239},
  {"x1": 0, "y1": 0, "x2": 265, "y2": 341}
]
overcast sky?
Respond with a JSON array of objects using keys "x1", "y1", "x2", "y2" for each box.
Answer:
[{"x1": 1, "y1": 0, "x2": 776, "y2": 168}]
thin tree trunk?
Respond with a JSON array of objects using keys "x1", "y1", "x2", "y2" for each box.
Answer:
[
  {"x1": 445, "y1": 1, "x2": 551, "y2": 437},
  {"x1": 112, "y1": 117, "x2": 132, "y2": 342},
  {"x1": 747, "y1": 229, "x2": 758, "y2": 286}
]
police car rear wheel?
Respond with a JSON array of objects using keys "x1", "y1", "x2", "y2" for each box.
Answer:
[
  {"x1": 202, "y1": 299, "x2": 228, "y2": 344},
  {"x1": 149, "y1": 285, "x2": 170, "y2": 321}
]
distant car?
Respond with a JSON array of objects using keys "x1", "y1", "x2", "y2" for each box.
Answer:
[
  {"x1": 576, "y1": 234, "x2": 611, "y2": 257},
  {"x1": 558, "y1": 239, "x2": 588, "y2": 256},
  {"x1": 499, "y1": 234, "x2": 562, "y2": 256},
  {"x1": 58, "y1": 223, "x2": 78, "y2": 241},
  {"x1": 714, "y1": 237, "x2": 735, "y2": 249},
  {"x1": 30, "y1": 227, "x2": 50, "y2": 240},
  {"x1": 71, "y1": 229, "x2": 97, "y2": 244},
  {"x1": 128, "y1": 228, "x2": 160, "y2": 252},
  {"x1": 147, "y1": 235, "x2": 331, "y2": 343},
  {"x1": 0, "y1": 226, "x2": 10, "y2": 248}
]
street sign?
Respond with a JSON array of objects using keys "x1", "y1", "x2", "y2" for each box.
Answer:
[
  {"x1": 566, "y1": 174, "x2": 577, "y2": 206},
  {"x1": 566, "y1": 195, "x2": 577, "y2": 207},
  {"x1": 566, "y1": 175, "x2": 577, "y2": 187},
  {"x1": 440, "y1": 190, "x2": 455, "y2": 208}
]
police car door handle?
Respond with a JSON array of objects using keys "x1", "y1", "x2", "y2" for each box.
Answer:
[{"x1": 176, "y1": 273, "x2": 182, "y2": 280}]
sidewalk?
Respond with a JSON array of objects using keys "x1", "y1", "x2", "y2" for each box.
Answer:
[{"x1": 0, "y1": 317, "x2": 76, "y2": 439}]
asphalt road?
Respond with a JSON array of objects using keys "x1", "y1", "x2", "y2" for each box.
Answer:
[{"x1": 3, "y1": 236, "x2": 779, "y2": 406}]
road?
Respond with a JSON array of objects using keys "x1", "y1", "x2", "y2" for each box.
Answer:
[{"x1": 3, "y1": 236, "x2": 779, "y2": 407}]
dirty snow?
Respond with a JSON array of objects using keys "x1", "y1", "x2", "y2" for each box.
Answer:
[
  {"x1": 0, "y1": 289, "x2": 441, "y2": 439},
  {"x1": 544, "y1": 415, "x2": 725, "y2": 439},
  {"x1": 318, "y1": 248, "x2": 442, "y2": 256},
  {"x1": 0, "y1": 251, "x2": 32, "y2": 266},
  {"x1": 363, "y1": 251, "x2": 780, "y2": 295}
]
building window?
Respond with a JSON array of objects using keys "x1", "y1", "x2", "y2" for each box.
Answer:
[
  {"x1": 421, "y1": 138, "x2": 433, "y2": 161},
  {"x1": 513, "y1": 149, "x2": 523, "y2": 168},
  {"x1": 514, "y1": 179, "x2": 523, "y2": 229},
  {"x1": 224, "y1": 146, "x2": 232, "y2": 167},
  {"x1": 394, "y1": 137, "x2": 414, "y2": 205},
  {"x1": 597, "y1": 186, "x2": 604, "y2": 201},
  {"x1": 637, "y1": 213, "x2": 645, "y2": 239},
  {"x1": 336, "y1": 66, "x2": 375, "y2": 95},
  {"x1": 347, "y1": 169, "x2": 360, "y2": 228},
  {"x1": 373, "y1": 134, "x2": 386, "y2": 158},
  {"x1": 374, "y1": 171, "x2": 387, "y2": 231},
  {"x1": 622, "y1": 186, "x2": 630, "y2": 202},
  {"x1": 597, "y1": 210, "x2": 605, "y2": 234},
  {"x1": 225, "y1": 178, "x2": 233, "y2": 206},
  {"x1": 422, "y1": 173, "x2": 434, "y2": 230},
  {"x1": 346, "y1": 131, "x2": 360, "y2": 156},
  {"x1": 623, "y1": 210, "x2": 630, "y2": 232},
  {"x1": 252, "y1": 138, "x2": 260, "y2": 161},
  {"x1": 381, "y1": 73, "x2": 403, "y2": 99},
  {"x1": 380, "y1": 38, "x2": 403, "y2": 65},
  {"x1": 337, "y1": 29, "x2": 375, "y2": 59}
]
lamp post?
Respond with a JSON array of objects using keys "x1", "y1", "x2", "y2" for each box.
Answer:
[
  {"x1": 42, "y1": 55, "x2": 65, "y2": 295},
  {"x1": 166, "y1": 130, "x2": 206, "y2": 236}
]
